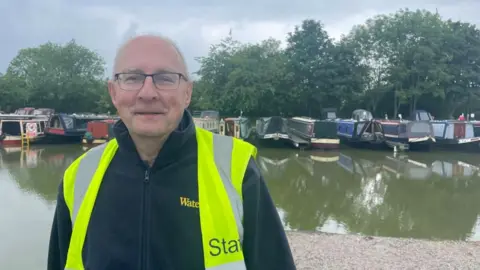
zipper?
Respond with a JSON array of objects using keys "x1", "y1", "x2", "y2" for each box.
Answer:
[{"x1": 140, "y1": 168, "x2": 151, "y2": 270}]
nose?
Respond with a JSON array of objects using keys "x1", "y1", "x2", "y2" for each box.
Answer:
[{"x1": 137, "y1": 76, "x2": 158, "y2": 100}]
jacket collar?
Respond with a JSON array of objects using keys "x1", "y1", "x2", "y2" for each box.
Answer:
[{"x1": 113, "y1": 109, "x2": 196, "y2": 168}]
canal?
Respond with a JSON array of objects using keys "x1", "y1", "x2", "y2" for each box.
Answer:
[{"x1": 1, "y1": 145, "x2": 480, "y2": 269}]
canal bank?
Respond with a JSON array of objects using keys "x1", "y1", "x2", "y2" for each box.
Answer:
[{"x1": 287, "y1": 231, "x2": 480, "y2": 269}]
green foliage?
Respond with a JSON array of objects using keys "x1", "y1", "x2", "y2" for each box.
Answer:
[
  {"x1": 194, "y1": 9, "x2": 480, "y2": 119},
  {"x1": 4, "y1": 9, "x2": 480, "y2": 119},
  {"x1": 2, "y1": 39, "x2": 113, "y2": 113}
]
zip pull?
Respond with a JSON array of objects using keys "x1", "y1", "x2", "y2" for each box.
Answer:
[{"x1": 144, "y1": 170, "x2": 150, "y2": 183}]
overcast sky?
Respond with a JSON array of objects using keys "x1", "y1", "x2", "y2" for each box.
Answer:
[{"x1": 1, "y1": 0, "x2": 478, "y2": 77}]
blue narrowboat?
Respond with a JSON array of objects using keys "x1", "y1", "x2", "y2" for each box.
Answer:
[{"x1": 336, "y1": 109, "x2": 385, "y2": 148}]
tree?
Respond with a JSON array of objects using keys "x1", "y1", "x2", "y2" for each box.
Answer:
[
  {"x1": 194, "y1": 35, "x2": 242, "y2": 114},
  {"x1": 5, "y1": 39, "x2": 107, "y2": 113},
  {"x1": 195, "y1": 36, "x2": 287, "y2": 116},
  {"x1": 284, "y1": 19, "x2": 335, "y2": 116},
  {"x1": 440, "y1": 20, "x2": 480, "y2": 118}
]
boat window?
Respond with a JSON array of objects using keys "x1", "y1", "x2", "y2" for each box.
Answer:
[
  {"x1": 382, "y1": 124, "x2": 398, "y2": 135},
  {"x1": 1, "y1": 122, "x2": 21, "y2": 136},
  {"x1": 410, "y1": 122, "x2": 431, "y2": 133},
  {"x1": 75, "y1": 119, "x2": 90, "y2": 129},
  {"x1": 63, "y1": 116, "x2": 74, "y2": 129},
  {"x1": 326, "y1": 112, "x2": 336, "y2": 119},
  {"x1": 416, "y1": 111, "x2": 432, "y2": 121},
  {"x1": 226, "y1": 121, "x2": 234, "y2": 136},
  {"x1": 50, "y1": 117, "x2": 62, "y2": 128}
]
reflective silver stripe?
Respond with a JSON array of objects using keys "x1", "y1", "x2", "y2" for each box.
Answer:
[
  {"x1": 207, "y1": 261, "x2": 246, "y2": 270},
  {"x1": 71, "y1": 143, "x2": 107, "y2": 225},
  {"x1": 212, "y1": 134, "x2": 244, "y2": 243}
]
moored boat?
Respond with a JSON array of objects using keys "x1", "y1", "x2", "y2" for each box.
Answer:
[
  {"x1": 0, "y1": 107, "x2": 53, "y2": 147},
  {"x1": 45, "y1": 113, "x2": 119, "y2": 143},
  {"x1": 219, "y1": 117, "x2": 254, "y2": 140},
  {"x1": 82, "y1": 119, "x2": 117, "y2": 146},
  {"x1": 0, "y1": 119, "x2": 48, "y2": 146},
  {"x1": 336, "y1": 109, "x2": 385, "y2": 149},
  {"x1": 431, "y1": 120, "x2": 480, "y2": 151},
  {"x1": 254, "y1": 116, "x2": 290, "y2": 147},
  {"x1": 287, "y1": 116, "x2": 339, "y2": 149},
  {"x1": 378, "y1": 110, "x2": 435, "y2": 151},
  {"x1": 192, "y1": 110, "x2": 220, "y2": 133}
]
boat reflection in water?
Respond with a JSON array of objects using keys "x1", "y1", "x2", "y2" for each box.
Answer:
[
  {"x1": 0, "y1": 145, "x2": 84, "y2": 203},
  {"x1": 258, "y1": 148, "x2": 480, "y2": 241}
]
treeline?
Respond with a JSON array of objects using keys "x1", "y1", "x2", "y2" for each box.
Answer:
[
  {"x1": 1, "y1": 8, "x2": 480, "y2": 119},
  {"x1": 191, "y1": 8, "x2": 480, "y2": 119},
  {"x1": 0, "y1": 40, "x2": 113, "y2": 113}
]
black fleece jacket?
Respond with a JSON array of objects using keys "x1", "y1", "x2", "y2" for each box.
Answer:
[{"x1": 47, "y1": 111, "x2": 296, "y2": 270}]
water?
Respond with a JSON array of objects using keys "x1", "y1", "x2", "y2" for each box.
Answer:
[{"x1": 1, "y1": 145, "x2": 480, "y2": 269}]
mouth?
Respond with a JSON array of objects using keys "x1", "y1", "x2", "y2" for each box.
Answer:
[{"x1": 134, "y1": 111, "x2": 166, "y2": 115}]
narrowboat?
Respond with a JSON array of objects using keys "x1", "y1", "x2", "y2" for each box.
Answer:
[
  {"x1": 192, "y1": 110, "x2": 220, "y2": 133},
  {"x1": 336, "y1": 109, "x2": 385, "y2": 148},
  {"x1": 287, "y1": 117, "x2": 339, "y2": 149},
  {"x1": 431, "y1": 120, "x2": 480, "y2": 151},
  {"x1": 378, "y1": 110, "x2": 435, "y2": 151},
  {"x1": 254, "y1": 116, "x2": 290, "y2": 147},
  {"x1": 0, "y1": 119, "x2": 48, "y2": 147},
  {"x1": 82, "y1": 119, "x2": 117, "y2": 146},
  {"x1": 219, "y1": 117, "x2": 254, "y2": 141},
  {"x1": 45, "y1": 113, "x2": 119, "y2": 143},
  {"x1": 0, "y1": 107, "x2": 53, "y2": 146}
]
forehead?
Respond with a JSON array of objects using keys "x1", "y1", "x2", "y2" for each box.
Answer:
[{"x1": 115, "y1": 37, "x2": 185, "y2": 73}]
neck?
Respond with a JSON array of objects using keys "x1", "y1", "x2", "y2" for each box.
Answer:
[{"x1": 131, "y1": 134, "x2": 168, "y2": 166}]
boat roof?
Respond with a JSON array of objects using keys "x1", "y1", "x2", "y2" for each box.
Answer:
[
  {"x1": 56, "y1": 113, "x2": 118, "y2": 119},
  {"x1": 291, "y1": 117, "x2": 318, "y2": 123}
]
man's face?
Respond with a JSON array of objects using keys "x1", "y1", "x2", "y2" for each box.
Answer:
[{"x1": 108, "y1": 36, "x2": 192, "y2": 138}]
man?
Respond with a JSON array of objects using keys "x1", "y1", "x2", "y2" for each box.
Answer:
[{"x1": 47, "y1": 34, "x2": 296, "y2": 270}]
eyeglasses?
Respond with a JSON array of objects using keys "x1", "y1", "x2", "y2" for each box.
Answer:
[{"x1": 114, "y1": 72, "x2": 188, "y2": 91}]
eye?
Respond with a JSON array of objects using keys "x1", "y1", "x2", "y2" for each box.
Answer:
[
  {"x1": 154, "y1": 73, "x2": 177, "y2": 84},
  {"x1": 120, "y1": 74, "x2": 144, "y2": 83}
]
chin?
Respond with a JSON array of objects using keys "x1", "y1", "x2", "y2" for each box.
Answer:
[{"x1": 131, "y1": 124, "x2": 169, "y2": 137}]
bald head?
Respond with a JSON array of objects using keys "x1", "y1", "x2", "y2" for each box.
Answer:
[
  {"x1": 113, "y1": 34, "x2": 189, "y2": 80},
  {"x1": 107, "y1": 34, "x2": 193, "y2": 141}
]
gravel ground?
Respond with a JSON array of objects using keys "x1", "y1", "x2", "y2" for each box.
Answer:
[{"x1": 287, "y1": 231, "x2": 480, "y2": 269}]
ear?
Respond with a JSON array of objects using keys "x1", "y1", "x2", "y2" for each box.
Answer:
[
  {"x1": 184, "y1": 81, "x2": 193, "y2": 107},
  {"x1": 108, "y1": 80, "x2": 118, "y2": 107}
]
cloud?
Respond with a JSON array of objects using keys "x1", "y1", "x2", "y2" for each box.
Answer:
[{"x1": 1, "y1": 0, "x2": 479, "y2": 77}]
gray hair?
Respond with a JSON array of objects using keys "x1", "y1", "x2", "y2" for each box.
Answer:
[{"x1": 112, "y1": 33, "x2": 189, "y2": 80}]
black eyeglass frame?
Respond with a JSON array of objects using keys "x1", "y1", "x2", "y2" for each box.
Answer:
[{"x1": 113, "y1": 72, "x2": 189, "y2": 91}]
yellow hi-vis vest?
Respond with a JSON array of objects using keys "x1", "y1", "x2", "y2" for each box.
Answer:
[{"x1": 62, "y1": 127, "x2": 257, "y2": 270}]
